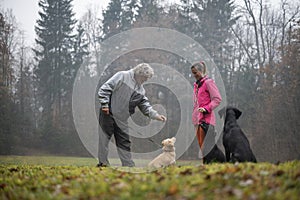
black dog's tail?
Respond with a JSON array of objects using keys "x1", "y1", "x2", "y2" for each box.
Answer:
[{"x1": 250, "y1": 153, "x2": 257, "y2": 163}]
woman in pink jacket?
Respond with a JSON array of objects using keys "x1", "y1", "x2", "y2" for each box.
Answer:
[{"x1": 191, "y1": 61, "x2": 222, "y2": 153}]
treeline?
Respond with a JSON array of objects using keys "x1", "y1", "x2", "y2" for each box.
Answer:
[{"x1": 0, "y1": 0, "x2": 299, "y2": 162}]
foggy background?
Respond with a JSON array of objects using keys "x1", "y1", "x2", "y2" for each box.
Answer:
[{"x1": 0, "y1": 0, "x2": 299, "y2": 163}]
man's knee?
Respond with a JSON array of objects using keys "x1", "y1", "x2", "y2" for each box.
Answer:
[{"x1": 116, "y1": 138, "x2": 131, "y2": 151}]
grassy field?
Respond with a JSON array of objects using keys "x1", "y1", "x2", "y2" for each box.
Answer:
[{"x1": 0, "y1": 156, "x2": 299, "y2": 200}]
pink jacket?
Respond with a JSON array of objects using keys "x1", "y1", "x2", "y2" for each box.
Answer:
[{"x1": 192, "y1": 76, "x2": 222, "y2": 126}]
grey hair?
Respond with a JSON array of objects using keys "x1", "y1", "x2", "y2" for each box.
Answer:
[{"x1": 132, "y1": 63, "x2": 154, "y2": 78}]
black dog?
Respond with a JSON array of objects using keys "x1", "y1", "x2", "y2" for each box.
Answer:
[
  {"x1": 218, "y1": 106, "x2": 257, "y2": 163},
  {"x1": 203, "y1": 144, "x2": 226, "y2": 164},
  {"x1": 201, "y1": 126, "x2": 225, "y2": 164}
]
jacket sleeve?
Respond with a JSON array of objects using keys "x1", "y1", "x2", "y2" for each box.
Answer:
[
  {"x1": 98, "y1": 72, "x2": 123, "y2": 107},
  {"x1": 203, "y1": 79, "x2": 222, "y2": 113},
  {"x1": 137, "y1": 95, "x2": 159, "y2": 119}
]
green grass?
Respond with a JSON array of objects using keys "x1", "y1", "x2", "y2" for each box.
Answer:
[
  {"x1": 0, "y1": 155, "x2": 198, "y2": 167},
  {"x1": 0, "y1": 155, "x2": 97, "y2": 166},
  {"x1": 0, "y1": 156, "x2": 299, "y2": 200}
]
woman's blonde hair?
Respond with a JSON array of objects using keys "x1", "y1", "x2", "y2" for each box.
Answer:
[
  {"x1": 191, "y1": 61, "x2": 207, "y2": 75},
  {"x1": 133, "y1": 63, "x2": 154, "y2": 78}
]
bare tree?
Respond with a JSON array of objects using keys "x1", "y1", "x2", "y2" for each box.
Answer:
[
  {"x1": 0, "y1": 9, "x2": 18, "y2": 89},
  {"x1": 232, "y1": 0, "x2": 299, "y2": 89},
  {"x1": 279, "y1": 0, "x2": 300, "y2": 58},
  {"x1": 80, "y1": 7, "x2": 102, "y2": 56}
]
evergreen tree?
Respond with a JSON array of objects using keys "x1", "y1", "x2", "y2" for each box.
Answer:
[
  {"x1": 135, "y1": 0, "x2": 161, "y2": 23},
  {"x1": 192, "y1": 0, "x2": 236, "y2": 64},
  {"x1": 176, "y1": 0, "x2": 237, "y2": 80},
  {"x1": 101, "y1": 0, "x2": 138, "y2": 40},
  {"x1": 34, "y1": 0, "x2": 77, "y2": 129},
  {"x1": 0, "y1": 12, "x2": 15, "y2": 154}
]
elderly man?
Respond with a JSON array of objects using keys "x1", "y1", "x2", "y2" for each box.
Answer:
[{"x1": 97, "y1": 63, "x2": 166, "y2": 167}]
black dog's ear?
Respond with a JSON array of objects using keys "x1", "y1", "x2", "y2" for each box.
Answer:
[
  {"x1": 218, "y1": 107, "x2": 226, "y2": 118},
  {"x1": 233, "y1": 107, "x2": 242, "y2": 119}
]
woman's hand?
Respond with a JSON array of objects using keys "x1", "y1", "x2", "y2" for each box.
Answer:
[
  {"x1": 198, "y1": 107, "x2": 207, "y2": 113},
  {"x1": 101, "y1": 107, "x2": 110, "y2": 115}
]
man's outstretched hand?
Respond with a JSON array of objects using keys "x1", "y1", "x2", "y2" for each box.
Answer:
[{"x1": 156, "y1": 115, "x2": 167, "y2": 122}]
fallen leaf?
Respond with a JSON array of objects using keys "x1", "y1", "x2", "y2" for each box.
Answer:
[
  {"x1": 180, "y1": 168, "x2": 193, "y2": 176},
  {"x1": 167, "y1": 184, "x2": 179, "y2": 195},
  {"x1": 272, "y1": 170, "x2": 284, "y2": 177}
]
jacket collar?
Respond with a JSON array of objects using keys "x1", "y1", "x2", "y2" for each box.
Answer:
[
  {"x1": 129, "y1": 69, "x2": 135, "y2": 81},
  {"x1": 129, "y1": 69, "x2": 142, "y2": 88},
  {"x1": 195, "y1": 75, "x2": 208, "y2": 87}
]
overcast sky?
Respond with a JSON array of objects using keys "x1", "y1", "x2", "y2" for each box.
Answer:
[
  {"x1": 1, "y1": 0, "x2": 286, "y2": 45},
  {"x1": 1, "y1": 0, "x2": 110, "y2": 44}
]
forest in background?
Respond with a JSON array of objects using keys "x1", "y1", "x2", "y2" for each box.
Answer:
[{"x1": 0, "y1": 0, "x2": 299, "y2": 162}]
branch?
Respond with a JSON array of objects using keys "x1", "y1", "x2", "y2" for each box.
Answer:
[{"x1": 230, "y1": 26, "x2": 253, "y2": 64}]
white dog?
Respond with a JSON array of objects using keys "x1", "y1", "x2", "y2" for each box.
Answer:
[{"x1": 148, "y1": 137, "x2": 176, "y2": 168}]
